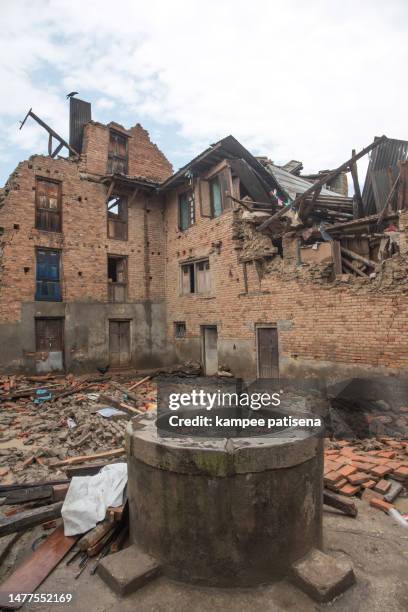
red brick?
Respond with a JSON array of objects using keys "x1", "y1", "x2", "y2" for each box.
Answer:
[
  {"x1": 324, "y1": 471, "x2": 343, "y2": 485},
  {"x1": 373, "y1": 479, "x2": 391, "y2": 494},
  {"x1": 347, "y1": 472, "x2": 370, "y2": 485},
  {"x1": 369, "y1": 497, "x2": 395, "y2": 513},
  {"x1": 338, "y1": 465, "x2": 357, "y2": 478},
  {"x1": 370, "y1": 465, "x2": 393, "y2": 478},
  {"x1": 338, "y1": 484, "x2": 361, "y2": 497}
]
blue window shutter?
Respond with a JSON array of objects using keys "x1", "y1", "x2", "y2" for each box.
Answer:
[{"x1": 36, "y1": 250, "x2": 61, "y2": 301}]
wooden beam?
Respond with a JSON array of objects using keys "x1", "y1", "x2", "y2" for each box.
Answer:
[
  {"x1": 19, "y1": 109, "x2": 79, "y2": 157},
  {"x1": 377, "y1": 172, "x2": 400, "y2": 226},
  {"x1": 350, "y1": 149, "x2": 364, "y2": 218},
  {"x1": 5, "y1": 486, "x2": 53, "y2": 505},
  {"x1": 341, "y1": 257, "x2": 368, "y2": 278},
  {"x1": 51, "y1": 142, "x2": 64, "y2": 158},
  {"x1": 50, "y1": 448, "x2": 125, "y2": 469},
  {"x1": 341, "y1": 246, "x2": 378, "y2": 268},
  {"x1": 0, "y1": 502, "x2": 63, "y2": 537},
  {"x1": 257, "y1": 136, "x2": 387, "y2": 232},
  {"x1": 105, "y1": 179, "x2": 116, "y2": 204}
]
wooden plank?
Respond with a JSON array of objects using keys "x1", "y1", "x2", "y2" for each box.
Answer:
[
  {"x1": 127, "y1": 376, "x2": 151, "y2": 392},
  {"x1": 65, "y1": 461, "x2": 115, "y2": 478},
  {"x1": 78, "y1": 519, "x2": 113, "y2": 551},
  {"x1": 50, "y1": 448, "x2": 125, "y2": 469},
  {"x1": 0, "y1": 480, "x2": 69, "y2": 495},
  {"x1": 87, "y1": 526, "x2": 117, "y2": 557},
  {"x1": 110, "y1": 524, "x2": 129, "y2": 553},
  {"x1": 0, "y1": 502, "x2": 63, "y2": 537},
  {"x1": 5, "y1": 486, "x2": 53, "y2": 505},
  {"x1": 0, "y1": 526, "x2": 77, "y2": 609}
]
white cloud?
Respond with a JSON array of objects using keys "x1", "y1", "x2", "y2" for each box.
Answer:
[{"x1": 0, "y1": 0, "x2": 407, "y2": 182}]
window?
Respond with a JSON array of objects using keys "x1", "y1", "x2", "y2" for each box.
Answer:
[
  {"x1": 107, "y1": 195, "x2": 128, "y2": 240},
  {"x1": 178, "y1": 191, "x2": 195, "y2": 231},
  {"x1": 107, "y1": 130, "x2": 128, "y2": 174},
  {"x1": 35, "y1": 178, "x2": 62, "y2": 232},
  {"x1": 174, "y1": 322, "x2": 186, "y2": 338},
  {"x1": 181, "y1": 259, "x2": 210, "y2": 295},
  {"x1": 108, "y1": 255, "x2": 127, "y2": 302},
  {"x1": 210, "y1": 176, "x2": 223, "y2": 218},
  {"x1": 35, "y1": 249, "x2": 61, "y2": 301}
]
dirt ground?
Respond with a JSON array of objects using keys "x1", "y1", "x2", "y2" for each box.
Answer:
[{"x1": 0, "y1": 497, "x2": 406, "y2": 612}]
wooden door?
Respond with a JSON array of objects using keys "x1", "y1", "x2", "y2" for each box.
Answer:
[
  {"x1": 257, "y1": 327, "x2": 279, "y2": 379},
  {"x1": 109, "y1": 320, "x2": 131, "y2": 367},
  {"x1": 35, "y1": 318, "x2": 64, "y2": 373},
  {"x1": 202, "y1": 326, "x2": 218, "y2": 375}
]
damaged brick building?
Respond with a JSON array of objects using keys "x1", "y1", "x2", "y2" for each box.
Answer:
[{"x1": 1, "y1": 98, "x2": 407, "y2": 379}]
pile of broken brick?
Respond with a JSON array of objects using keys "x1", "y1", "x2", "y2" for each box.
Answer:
[{"x1": 324, "y1": 438, "x2": 408, "y2": 516}]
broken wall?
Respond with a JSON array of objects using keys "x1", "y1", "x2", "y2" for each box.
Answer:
[
  {"x1": 164, "y1": 173, "x2": 408, "y2": 380},
  {"x1": 81, "y1": 121, "x2": 173, "y2": 182}
]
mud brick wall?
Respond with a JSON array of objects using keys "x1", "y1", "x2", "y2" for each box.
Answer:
[{"x1": 164, "y1": 181, "x2": 408, "y2": 379}]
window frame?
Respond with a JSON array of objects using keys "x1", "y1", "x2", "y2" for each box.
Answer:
[
  {"x1": 178, "y1": 190, "x2": 195, "y2": 231},
  {"x1": 180, "y1": 258, "x2": 210, "y2": 295},
  {"x1": 35, "y1": 247, "x2": 62, "y2": 302},
  {"x1": 107, "y1": 254, "x2": 128, "y2": 303},
  {"x1": 209, "y1": 175, "x2": 223, "y2": 218},
  {"x1": 35, "y1": 177, "x2": 62, "y2": 233},
  {"x1": 174, "y1": 321, "x2": 186, "y2": 338},
  {"x1": 107, "y1": 194, "x2": 128, "y2": 241},
  {"x1": 107, "y1": 129, "x2": 129, "y2": 175}
]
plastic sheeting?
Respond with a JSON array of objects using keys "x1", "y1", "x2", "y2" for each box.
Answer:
[{"x1": 62, "y1": 463, "x2": 127, "y2": 536}]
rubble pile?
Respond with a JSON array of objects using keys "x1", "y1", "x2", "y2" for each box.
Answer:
[{"x1": 0, "y1": 373, "x2": 158, "y2": 486}]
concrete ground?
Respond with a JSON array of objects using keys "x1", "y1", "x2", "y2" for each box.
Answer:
[{"x1": 2, "y1": 497, "x2": 407, "y2": 612}]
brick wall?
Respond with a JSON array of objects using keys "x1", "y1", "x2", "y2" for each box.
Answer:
[
  {"x1": 82, "y1": 121, "x2": 172, "y2": 182},
  {"x1": 0, "y1": 155, "x2": 165, "y2": 326}
]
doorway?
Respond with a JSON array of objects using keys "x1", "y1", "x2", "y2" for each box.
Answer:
[
  {"x1": 202, "y1": 326, "x2": 218, "y2": 375},
  {"x1": 109, "y1": 320, "x2": 131, "y2": 367},
  {"x1": 35, "y1": 317, "x2": 64, "y2": 373},
  {"x1": 257, "y1": 326, "x2": 279, "y2": 379}
]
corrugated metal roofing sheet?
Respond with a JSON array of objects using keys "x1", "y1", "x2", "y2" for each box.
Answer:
[
  {"x1": 362, "y1": 137, "x2": 408, "y2": 215},
  {"x1": 264, "y1": 163, "x2": 347, "y2": 202}
]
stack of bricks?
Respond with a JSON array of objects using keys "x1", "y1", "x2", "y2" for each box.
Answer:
[{"x1": 324, "y1": 439, "x2": 408, "y2": 513}]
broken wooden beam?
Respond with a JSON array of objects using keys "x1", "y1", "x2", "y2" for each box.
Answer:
[
  {"x1": 50, "y1": 448, "x2": 125, "y2": 469},
  {"x1": 340, "y1": 246, "x2": 378, "y2": 269},
  {"x1": 341, "y1": 257, "x2": 368, "y2": 278},
  {"x1": 257, "y1": 135, "x2": 388, "y2": 232},
  {"x1": 0, "y1": 502, "x2": 63, "y2": 537},
  {"x1": 127, "y1": 376, "x2": 151, "y2": 392},
  {"x1": 350, "y1": 149, "x2": 364, "y2": 218}
]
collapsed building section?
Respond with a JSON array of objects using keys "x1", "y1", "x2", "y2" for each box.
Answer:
[{"x1": 0, "y1": 101, "x2": 408, "y2": 379}]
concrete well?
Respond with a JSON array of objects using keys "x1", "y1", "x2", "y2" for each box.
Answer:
[{"x1": 126, "y1": 412, "x2": 323, "y2": 587}]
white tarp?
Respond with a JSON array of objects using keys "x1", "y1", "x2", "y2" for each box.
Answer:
[{"x1": 62, "y1": 463, "x2": 128, "y2": 536}]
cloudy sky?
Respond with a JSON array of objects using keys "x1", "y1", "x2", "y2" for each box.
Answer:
[{"x1": 1, "y1": 0, "x2": 407, "y2": 186}]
